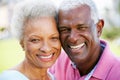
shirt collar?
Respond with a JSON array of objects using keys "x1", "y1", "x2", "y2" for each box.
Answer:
[
  {"x1": 92, "y1": 40, "x2": 115, "y2": 80},
  {"x1": 71, "y1": 62, "x2": 77, "y2": 69}
]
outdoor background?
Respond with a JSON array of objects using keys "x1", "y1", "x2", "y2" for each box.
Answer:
[{"x1": 0, "y1": 0, "x2": 120, "y2": 73}]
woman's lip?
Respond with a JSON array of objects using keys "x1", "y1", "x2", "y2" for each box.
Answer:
[
  {"x1": 40, "y1": 54, "x2": 53, "y2": 59},
  {"x1": 37, "y1": 53, "x2": 54, "y2": 62}
]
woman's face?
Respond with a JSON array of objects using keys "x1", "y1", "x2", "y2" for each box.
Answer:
[{"x1": 21, "y1": 17, "x2": 61, "y2": 68}]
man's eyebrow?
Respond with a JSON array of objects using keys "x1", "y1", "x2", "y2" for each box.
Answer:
[
  {"x1": 76, "y1": 24, "x2": 88, "y2": 27},
  {"x1": 76, "y1": 24, "x2": 84, "y2": 27}
]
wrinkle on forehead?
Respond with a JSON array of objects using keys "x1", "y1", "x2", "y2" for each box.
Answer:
[{"x1": 59, "y1": 4, "x2": 92, "y2": 26}]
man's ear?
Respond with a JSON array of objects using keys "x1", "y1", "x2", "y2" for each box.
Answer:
[
  {"x1": 20, "y1": 39, "x2": 24, "y2": 50},
  {"x1": 96, "y1": 19, "x2": 104, "y2": 37}
]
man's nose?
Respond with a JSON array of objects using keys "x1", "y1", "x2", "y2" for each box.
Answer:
[{"x1": 68, "y1": 30, "x2": 78, "y2": 44}]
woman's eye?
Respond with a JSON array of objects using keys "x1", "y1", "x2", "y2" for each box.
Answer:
[
  {"x1": 51, "y1": 37, "x2": 59, "y2": 41},
  {"x1": 30, "y1": 39, "x2": 40, "y2": 43}
]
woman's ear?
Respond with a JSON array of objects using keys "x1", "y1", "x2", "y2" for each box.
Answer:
[
  {"x1": 96, "y1": 19, "x2": 104, "y2": 37},
  {"x1": 20, "y1": 39, "x2": 24, "y2": 50}
]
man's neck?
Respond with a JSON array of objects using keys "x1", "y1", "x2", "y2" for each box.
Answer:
[{"x1": 77, "y1": 44, "x2": 103, "y2": 76}]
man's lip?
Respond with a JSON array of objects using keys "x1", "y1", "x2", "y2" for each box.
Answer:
[
  {"x1": 69, "y1": 43, "x2": 85, "y2": 49},
  {"x1": 66, "y1": 43, "x2": 85, "y2": 54}
]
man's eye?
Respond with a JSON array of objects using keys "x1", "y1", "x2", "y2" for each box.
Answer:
[
  {"x1": 77, "y1": 26, "x2": 87, "y2": 31},
  {"x1": 59, "y1": 27, "x2": 70, "y2": 33}
]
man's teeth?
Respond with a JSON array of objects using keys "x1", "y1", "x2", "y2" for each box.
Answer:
[
  {"x1": 40, "y1": 54, "x2": 52, "y2": 59},
  {"x1": 70, "y1": 43, "x2": 85, "y2": 49}
]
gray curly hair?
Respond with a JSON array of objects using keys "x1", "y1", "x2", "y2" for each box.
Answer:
[
  {"x1": 59, "y1": 0, "x2": 99, "y2": 24},
  {"x1": 10, "y1": 0, "x2": 57, "y2": 40}
]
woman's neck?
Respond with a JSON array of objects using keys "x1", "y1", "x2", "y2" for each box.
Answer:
[{"x1": 13, "y1": 60, "x2": 50, "y2": 80}]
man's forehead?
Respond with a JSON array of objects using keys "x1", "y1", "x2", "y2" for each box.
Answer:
[
  {"x1": 59, "y1": 4, "x2": 90, "y2": 14},
  {"x1": 58, "y1": 4, "x2": 92, "y2": 26},
  {"x1": 59, "y1": 4, "x2": 91, "y2": 19}
]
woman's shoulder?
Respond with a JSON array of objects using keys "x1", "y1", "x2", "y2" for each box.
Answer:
[{"x1": 0, "y1": 70, "x2": 28, "y2": 80}]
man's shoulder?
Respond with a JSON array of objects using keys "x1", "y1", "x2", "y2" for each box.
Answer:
[
  {"x1": 107, "y1": 59, "x2": 120, "y2": 79},
  {"x1": 55, "y1": 50, "x2": 71, "y2": 66},
  {"x1": 111, "y1": 57, "x2": 120, "y2": 69},
  {"x1": 49, "y1": 50, "x2": 72, "y2": 74}
]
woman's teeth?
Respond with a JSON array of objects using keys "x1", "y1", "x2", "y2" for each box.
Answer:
[{"x1": 40, "y1": 54, "x2": 53, "y2": 59}]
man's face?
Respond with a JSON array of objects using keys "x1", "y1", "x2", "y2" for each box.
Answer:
[{"x1": 58, "y1": 5, "x2": 101, "y2": 66}]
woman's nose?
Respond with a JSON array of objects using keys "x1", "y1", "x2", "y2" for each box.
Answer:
[{"x1": 39, "y1": 42, "x2": 51, "y2": 53}]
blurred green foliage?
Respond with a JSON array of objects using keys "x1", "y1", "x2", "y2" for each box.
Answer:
[
  {"x1": 102, "y1": 27, "x2": 120, "y2": 40},
  {"x1": 0, "y1": 27, "x2": 5, "y2": 32},
  {"x1": 0, "y1": 38, "x2": 24, "y2": 73}
]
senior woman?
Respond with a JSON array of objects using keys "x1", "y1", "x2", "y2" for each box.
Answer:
[{"x1": 0, "y1": 0, "x2": 61, "y2": 80}]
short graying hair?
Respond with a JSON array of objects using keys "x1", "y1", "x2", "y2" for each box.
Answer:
[
  {"x1": 59, "y1": 0, "x2": 99, "y2": 24},
  {"x1": 11, "y1": 0, "x2": 57, "y2": 40}
]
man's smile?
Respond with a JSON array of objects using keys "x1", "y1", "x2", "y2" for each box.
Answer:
[{"x1": 69, "y1": 43, "x2": 85, "y2": 49}]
